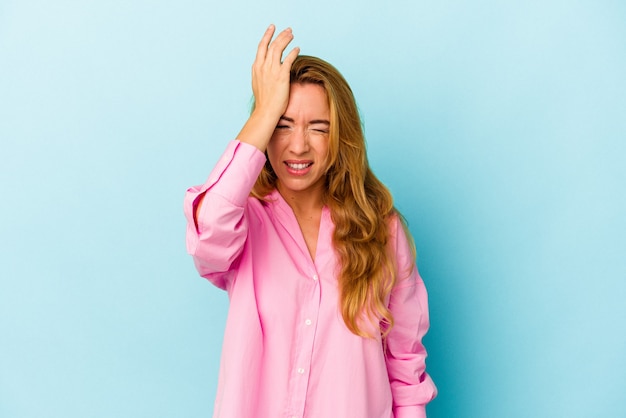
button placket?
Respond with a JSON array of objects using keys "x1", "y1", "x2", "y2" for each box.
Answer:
[{"x1": 287, "y1": 269, "x2": 320, "y2": 417}]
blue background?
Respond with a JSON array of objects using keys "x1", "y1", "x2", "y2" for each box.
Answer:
[{"x1": 1, "y1": 1, "x2": 625, "y2": 417}]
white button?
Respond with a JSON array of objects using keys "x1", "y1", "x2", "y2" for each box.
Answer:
[
  {"x1": 297, "y1": 368, "x2": 305, "y2": 374},
  {"x1": 312, "y1": 274, "x2": 318, "y2": 281},
  {"x1": 305, "y1": 319, "x2": 312, "y2": 326}
]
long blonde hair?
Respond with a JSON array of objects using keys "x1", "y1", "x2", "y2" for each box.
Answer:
[{"x1": 252, "y1": 55, "x2": 413, "y2": 337}]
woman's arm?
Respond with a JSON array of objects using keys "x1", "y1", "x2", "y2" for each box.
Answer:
[
  {"x1": 184, "y1": 25, "x2": 299, "y2": 289},
  {"x1": 193, "y1": 24, "x2": 298, "y2": 221},
  {"x1": 385, "y1": 217, "x2": 437, "y2": 418}
]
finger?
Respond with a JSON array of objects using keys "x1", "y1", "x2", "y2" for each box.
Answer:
[
  {"x1": 266, "y1": 27, "x2": 294, "y2": 64},
  {"x1": 282, "y1": 46, "x2": 300, "y2": 68},
  {"x1": 255, "y1": 24, "x2": 276, "y2": 64}
]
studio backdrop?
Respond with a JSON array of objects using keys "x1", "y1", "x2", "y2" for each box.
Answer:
[{"x1": 1, "y1": 1, "x2": 625, "y2": 417}]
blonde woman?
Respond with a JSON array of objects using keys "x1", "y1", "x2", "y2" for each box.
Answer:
[{"x1": 184, "y1": 25, "x2": 436, "y2": 418}]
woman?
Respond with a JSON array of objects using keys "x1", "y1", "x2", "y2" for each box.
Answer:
[{"x1": 184, "y1": 25, "x2": 436, "y2": 418}]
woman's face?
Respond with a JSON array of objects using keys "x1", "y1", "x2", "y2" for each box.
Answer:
[{"x1": 267, "y1": 83, "x2": 331, "y2": 203}]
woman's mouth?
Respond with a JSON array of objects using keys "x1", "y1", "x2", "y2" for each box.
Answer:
[
  {"x1": 284, "y1": 161, "x2": 313, "y2": 175},
  {"x1": 287, "y1": 162, "x2": 311, "y2": 170}
]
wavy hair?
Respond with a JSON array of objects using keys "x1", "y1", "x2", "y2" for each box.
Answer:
[{"x1": 251, "y1": 55, "x2": 414, "y2": 338}]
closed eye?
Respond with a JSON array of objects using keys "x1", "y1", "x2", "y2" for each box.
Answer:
[{"x1": 309, "y1": 119, "x2": 330, "y2": 134}]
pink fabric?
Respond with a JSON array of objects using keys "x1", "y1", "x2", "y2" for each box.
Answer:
[{"x1": 184, "y1": 140, "x2": 437, "y2": 418}]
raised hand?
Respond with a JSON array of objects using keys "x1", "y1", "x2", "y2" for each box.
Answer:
[
  {"x1": 237, "y1": 25, "x2": 300, "y2": 151},
  {"x1": 252, "y1": 25, "x2": 300, "y2": 119}
]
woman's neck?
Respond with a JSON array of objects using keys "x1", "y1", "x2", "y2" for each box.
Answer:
[{"x1": 276, "y1": 184, "x2": 325, "y2": 218}]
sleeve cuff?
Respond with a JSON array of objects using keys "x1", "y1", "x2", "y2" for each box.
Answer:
[{"x1": 393, "y1": 405, "x2": 427, "y2": 418}]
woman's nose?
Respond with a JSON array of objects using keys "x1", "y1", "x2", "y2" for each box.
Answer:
[{"x1": 289, "y1": 128, "x2": 309, "y2": 154}]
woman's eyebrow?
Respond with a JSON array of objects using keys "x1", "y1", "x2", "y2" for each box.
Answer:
[{"x1": 279, "y1": 116, "x2": 330, "y2": 125}]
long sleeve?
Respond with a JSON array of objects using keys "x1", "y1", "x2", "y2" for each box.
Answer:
[
  {"x1": 183, "y1": 140, "x2": 267, "y2": 290},
  {"x1": 385, "y1": 217, "x2": 437, "y2": 418}
]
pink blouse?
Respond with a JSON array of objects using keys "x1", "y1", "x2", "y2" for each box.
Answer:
[{"x1": 184, "y1": 140, "x2": 436, "y2": 418}]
